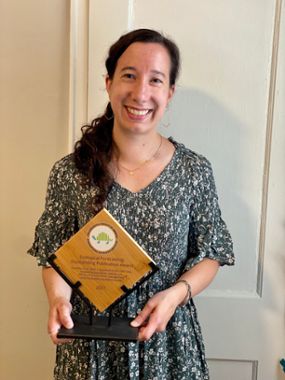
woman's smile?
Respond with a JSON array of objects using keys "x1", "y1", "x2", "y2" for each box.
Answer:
[{"x1": 125, "y1": 106, "x2": 153, "y2": 120}]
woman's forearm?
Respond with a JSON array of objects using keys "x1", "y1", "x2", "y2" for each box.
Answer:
[
  {"x1": 174, "y1": 258, "x2": 220, "y2": 304},
  {"x1": 42, "y1": 267, "x2": 72, "y2": 305}
]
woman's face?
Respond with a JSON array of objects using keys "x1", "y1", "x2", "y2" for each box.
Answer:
[{"x1": 106, "y1": 42, "x2": 175, "y2": 136}]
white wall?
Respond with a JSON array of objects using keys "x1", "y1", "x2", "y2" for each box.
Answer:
[{"x1": 0, "y1": 1, "x2": 70, "y2": 379}]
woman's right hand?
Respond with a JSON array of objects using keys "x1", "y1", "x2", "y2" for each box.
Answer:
[
  {"x1": 42, "y1": 267, "x2": 74, "y2": 345},
  {"x1": 47, "y1": 296, "x2": 74, "y2": 344}
]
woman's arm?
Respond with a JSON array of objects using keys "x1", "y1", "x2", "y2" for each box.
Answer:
[
  {"x1": 131, "y1": 258, "x2": 219, "y2": 341},
  {"x1": 42, "y1": 267, "x2": 74, "y2": 344},
  {"x1": 175, "y1": 258, "x2": 220, "y2": 299}
]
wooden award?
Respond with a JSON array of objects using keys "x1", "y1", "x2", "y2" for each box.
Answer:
[{"x1": 48, "y1": 208, "x2": 158, "y2": 341}]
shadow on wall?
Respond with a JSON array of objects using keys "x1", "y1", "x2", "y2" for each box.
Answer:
[{"x1": 159, "y1": 87, "x2": 260, "y2": 294}]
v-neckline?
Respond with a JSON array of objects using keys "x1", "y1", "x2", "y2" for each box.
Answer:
[{"x1": 112, "y1": 141, "x2": 179, "y2": 196}]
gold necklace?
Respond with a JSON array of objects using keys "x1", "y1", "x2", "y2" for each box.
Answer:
[{"x1": 117, "y1": 135, "x2": 163, "y2": 175}]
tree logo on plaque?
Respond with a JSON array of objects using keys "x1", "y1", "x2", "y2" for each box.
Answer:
[{"x1": 88, "y1": 224, "x2": 117, "y2": 253}]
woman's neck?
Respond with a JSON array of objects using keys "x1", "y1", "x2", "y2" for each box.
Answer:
[{"x1": 112, "y1": 129, "x2": 162, "y2": 167}]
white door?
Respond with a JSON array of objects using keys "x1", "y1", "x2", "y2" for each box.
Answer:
[{"x1": 71, "y1": 1, "x2": 285, "y2": 378}]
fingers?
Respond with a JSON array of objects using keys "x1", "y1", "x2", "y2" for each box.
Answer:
[
  {"x1": 58, "y1": 302, "x2": 74, "y2": 329},
  {"x1": 48, "y1": 330, "x2": 73, "y2": 345},
  {"x1": 48, "y1": 299, "x2": 74, "y2": 345},
  {"x1": 131, "y1": 293, "x2": 176, "y2": 341},
  {"x1": 137, "y1": 312, "x2": 166, "y2": 341},
  {"x1": 130, "y1": 301, "x2": 154, "y2": 328},
  {"x1": 50, "y1": 336, "x2": 73, "y2": 345}
]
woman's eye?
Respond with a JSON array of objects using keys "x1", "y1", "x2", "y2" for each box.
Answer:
[
  {"x1": 151, "y1": 78, "x2": 163, "y2": 85},
  {"x1": 122, "y1": 73, "x2": 135, "y2": 80}
]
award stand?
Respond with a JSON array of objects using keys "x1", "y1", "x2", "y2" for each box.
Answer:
[{"x1": 48, "y1": 208, "x2": 158, "y2": 342}]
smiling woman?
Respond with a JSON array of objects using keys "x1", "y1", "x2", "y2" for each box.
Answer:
[
  {"x1": 106, "y1": 42, "x2": 174, "y2": 138},
  {"x1": 28, "y1": 28, "x2": 234, "y2": 380}
]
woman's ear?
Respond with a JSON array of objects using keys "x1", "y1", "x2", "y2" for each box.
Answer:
[
  {"x1": 167, "y1": 85, "x2": 175, "y2": 103},
  {"x1": 105, "y1": 75, "x2": 112, "y2": 95}
]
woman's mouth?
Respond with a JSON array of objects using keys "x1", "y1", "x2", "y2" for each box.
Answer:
[{"x1": 125, "y1": 106, "x2": 152, "y2": 118}]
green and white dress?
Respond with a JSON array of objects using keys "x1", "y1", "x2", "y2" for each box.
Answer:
[{"x1": 28, "y1": 139, "x2": 234, "y2": 380}]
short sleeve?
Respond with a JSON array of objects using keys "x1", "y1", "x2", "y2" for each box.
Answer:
[
  {"x1": 184, "y1": 158, "x2": 235, "y2": 270},
  {"x1": 27, "y1": 157, "x2": 78, "y2": 266}
]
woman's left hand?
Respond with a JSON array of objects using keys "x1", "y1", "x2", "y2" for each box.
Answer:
[{"x1": 130, "y1": 283, "x2": 187, "y2": 341}]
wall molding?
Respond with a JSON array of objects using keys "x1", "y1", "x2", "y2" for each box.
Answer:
[
  {"x1": 207, "y1": 359, "x2": 258, "y2": 380},
  {"x1": 257, "y1": 0, "x2": 282, "y2": 296},
  {"x1": 127, "y1": 0, "x2": 135, "y2": 30},
  {"x1": 68, "y1": 0, "x2": 89, "y2": 152}
]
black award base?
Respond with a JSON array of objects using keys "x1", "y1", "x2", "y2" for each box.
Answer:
[{"x1": 57, "y1": 314, "x2": 138, "y2": 342}]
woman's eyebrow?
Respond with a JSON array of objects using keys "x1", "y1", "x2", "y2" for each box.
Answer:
[
  {"x1": 151, "y1": 70, "x2": 166, "y2": 78},
  {"x1": 120, "y1": 67, "x2": 166, "y2": 78},
  {"x1": 120, "y1": 66, "x2": 136, "y2": 73}
]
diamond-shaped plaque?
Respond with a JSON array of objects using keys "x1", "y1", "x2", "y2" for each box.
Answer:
[{"x1": 48, "y1": 208, "x2": 158, "y2": 341}]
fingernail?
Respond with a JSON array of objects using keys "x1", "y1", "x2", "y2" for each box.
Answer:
[{"x1": 130, "y1": 320, "x2": 139, "y2": 327}]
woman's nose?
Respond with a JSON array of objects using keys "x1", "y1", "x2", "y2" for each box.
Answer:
[{"x1": 132, "y1": 79, "x2": 150, "y2": 103}]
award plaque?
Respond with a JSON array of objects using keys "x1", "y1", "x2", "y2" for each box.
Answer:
[{"x1": 48, "y1": 208, "x2": 158, "y2": 341}]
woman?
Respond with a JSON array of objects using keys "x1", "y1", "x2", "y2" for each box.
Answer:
[{"x1": 28, "y1": 29, "x2": 234, "y2": 380}]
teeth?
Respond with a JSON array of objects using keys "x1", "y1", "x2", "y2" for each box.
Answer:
[{"x1": 127, "y1": 107, "x2": 149, "y2": 116}]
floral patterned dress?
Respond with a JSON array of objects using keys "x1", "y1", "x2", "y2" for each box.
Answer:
[{"x1": 28, "y1": 139, "x2": 234, "y2": 380}]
